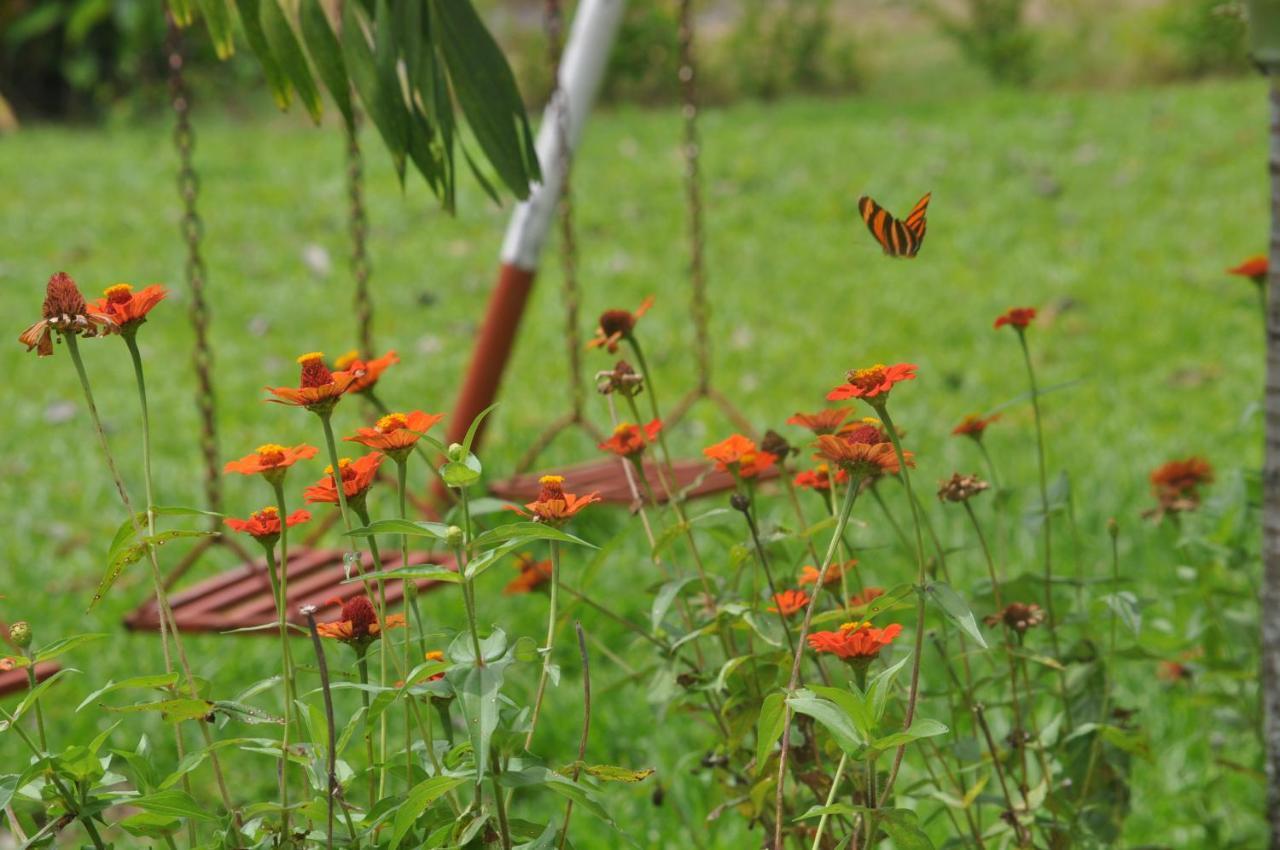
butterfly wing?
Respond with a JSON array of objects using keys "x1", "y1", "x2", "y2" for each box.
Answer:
[
  {"x1": 859, "y1": 194, "x2": 929, "y2": 258},
  {"x1": 858, "y1": 195, "x2": 897, "y2": 256}
]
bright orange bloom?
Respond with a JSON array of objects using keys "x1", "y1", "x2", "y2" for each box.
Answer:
[
  {"x1": 504, "y1": 553, "x2": 554, "y2": 594},
  {"x1": 224, "y1": 443, "x2": 319, "y2": 477},
  {"x1": 787, "y1": 408, "x2": 854, "y2": 436},
  {"x1": 224, "y1": 506, "x2": 311, "y2": 541},
  {"x1": 587, "y1": 296, "x2": 654, "y2": 353},
  {"x1": 345, "y1": 411, "x2": 444, "y2": 456},
  {"x1": 952, "y1": 413, "x2": 1000, "y2": 440},
  {"x1": 1148, "y1": 457, "x2": 1214, "y2": 517},
  {"x1": 316, "y1": 595, "x2": 406, "y2": 644},
  {"x1": 826, "y1": 363, "x2": 917, "y2": 402},
  {"x1": 87, "y1": 283, "x2": 168, "y2": 331},
  {"x1": 848, "y1": 587, "x2": 885, "y2": 609},
  {"x1": 304, "y1": 453, "x2": 384, "y2": 505},
  {"x1": 598, "y1": 419, "x2": 663, "y2": 459},
  {"x1": 424, "y1": 650, "x2": 447, "y2": 681},
  {"x1": 798, "y1": 559, "x2": 856, "y2": 587},
  {"x1": 266, "y1": 352, "x2": 362, "y2": 411},
  {"x1": 511, "y1": 475, "x2": 601, "y2": 524},
  {"x1": 769, "y1": 589, "x2": 810, "y2": 617},
  {"x1": 703, "y1": 434, "x2": 777, "y2": 479},
  {"x1": 794, "y1": 464, "x2": 848, "y2": 491},
  {"x1": 807, "y1": 621, "x2": 902, "y2": 662},
  {"x1": 335, "y1": 350, "x2": 399, "y2": 395},
  {"x1": 994, "y1": 307, "x2": 1037, "y2": 330},
  {"x1": 20, "y1": 272, "x2": 117, "y2": 357},
  {"x1": 815, "y1": 436, "x2": 910, "y2": 477},
  {"x1": 1227, "y1": 255, "x2": 1268, "y2": 284}
]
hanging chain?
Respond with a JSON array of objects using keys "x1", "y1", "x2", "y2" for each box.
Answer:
[
  {"x1": 678, "y1": 0, "x2": 711, "y2": 392},
  {"x1": 167, "y1": 16, "x2": 221, "y2": 518},
  {"x1": 347, "y1": 116, "x2": 374, "y2": 357},
  {"x1": 547, "y1": 0, "x2": 587, "y2": 417}
]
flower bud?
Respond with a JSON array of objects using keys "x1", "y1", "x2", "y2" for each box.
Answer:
[
  {"x1": 729, "y1": 493, "x2": 751, "y2": 513},
  {"x1": 1107, "y1": 517, "x2": 1119, "y2": 539},
  {"x1": 9, "y1": 621, "x2": 32, "y2": 649},
  {"x1": 447, "y1": 443, "x2": 466, "y2": 462},
  {"x1": 446, "y1": 525, "x2": 465, "y2": 549}
]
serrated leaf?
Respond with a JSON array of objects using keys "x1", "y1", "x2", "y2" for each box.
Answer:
[
  {"x1": 91, "y1": 529, "x2": 218, "y2": 611},
  {"x1": 103, "y1": 698, "x2": 214, "y2": 724}
]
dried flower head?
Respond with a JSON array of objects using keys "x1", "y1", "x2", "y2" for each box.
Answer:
[
  {"x1": 937, "y1": 473, "x2": 990, "y2": 503},
  {"x1": 759, "y1": 429, "x2": 793, "y2": 460},
  {"x1": 1147, "y1": 457, "x2": 1214, "y2": 519},
  {"x1": 20, "y1": 272, "x2": 117, "y2": 356},
  {"x1": 587, "y1": 296, "x2": 654, "y2": 353},
  {"x1": 596, "y1": 360, "x2": 644, "y2": 396},
  {"x1": 984, "y1": 602, "x2": 1045, "y2": 634}
]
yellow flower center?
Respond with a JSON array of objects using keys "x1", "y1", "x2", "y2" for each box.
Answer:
[
  {"x1": 613, "y1": 422, "x2": 634, "y2": 435},
  {"x1": 103, "y1": 283, "x2": 134, "y2": 303},
  {"x1": 377, "y1": 413, "x2": 410, "y2": 433},
  {"x1": 425, "y1": 650, "x2": 445, "y2": 662},
  {"x1": 853, "y1": 365, "x2": 886, "y2": 381},
  {"x1": 539, "y1": 475, "x2": 565, "y2": 486},
  {"x1": 257, "y1": 443, "x2": 288, "y2": 457},
  {"x1": 324, "y1": 458, "x2": 353, "y2": 476},
  {"x1": 297, "y1": 351, "x2": 325, "y2": 365},
  {"x1": 254, "y1": 506, "x2": 280, "y2": 520},
  {"x1": 839, "y1": 621, "x2": 871, "y2": 633},
  {"x1": 334, "y1": 350, "x2": 360, "y2": 370}
]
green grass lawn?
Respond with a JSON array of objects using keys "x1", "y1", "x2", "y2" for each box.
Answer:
[{"x1": 0, "y1": 75, "x2": 1272, "y2": 846}]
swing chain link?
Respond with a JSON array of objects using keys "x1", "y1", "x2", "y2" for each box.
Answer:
[
  {"x1": 678, "y1": 0, "x2": 711, "y2": 391},
  {"x1": 347, "y1": 119, "x2": 374, "y2": 357},
  {"x1": 167, "y1": 15, "x2": 221, "y2": 518}
]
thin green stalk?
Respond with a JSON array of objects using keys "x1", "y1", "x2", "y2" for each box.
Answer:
[
  {"x1": 395, "y1": 459, "x2": 428, "y2": 658},
  {"x1": 22, "y1": 654, "x2": 46, "y2": 751},
  {"x1": 491, "y1": 756, "x2": 514, "y2": 850},
  {"x1": 1080, "y1": 525, "x2": 1122, "y2": 801},
  {"x1": 263, "y1": 544, "x2": 294, "y2": 839},
  {"x1": 318, "y1": 413, "x2": 354, "y2": 535},
  {"x1": 353, "y1": 504, "x2": 390, "y2": 802},
  {"x1": 739, "y1": 505, "x2": 796, "y2": 656},
  {"x1": 810, "y1": 753, "x2": 848, "y2": 850},
  {"x1": 963, "y1": 500, "x2": 1003, "y2": 609},
  {"x1": 357, "y1": 650, "x2": 376, "y2": 810},
  {"x1": 525, "y1": 540, "x2": 562, "y2": 749}
]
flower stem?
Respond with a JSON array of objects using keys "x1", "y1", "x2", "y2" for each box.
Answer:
[
  {"x1": 809, "y1": 753, "x2": 848, "y2": 850},
  {"x1": 21, "y1": 653, "x2": 46, "y2": 751},
  {"x1": 525, "y1": 540, "x2": 562, "y2": 750},
  {"x1": 262, "y1": 543, "x2": 294, "y2": 839},
  {"x1": 318, "y1": 413, "x2": 354, "y2": 535},
  {"x1": 353, "y1": 504, "x2": 390, "y2": 803},
  {"x1": 356, "y1": 649, "x2": 376, "y2": 810},
  {"x1": 395, "y1": 459, "x2": 428, "y2": 658},
  {"x1": 1079, "y1": 526, "x2": 1122, "y2": 802}
]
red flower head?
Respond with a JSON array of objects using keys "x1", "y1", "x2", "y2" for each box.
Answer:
[
  {"x1": 815, "y1": 436, "x2": 910, "y2": 477},
  {"x1": 266, "y1": 352, "x2": 363, "y2": 413},
  {"x1": 20, "y1": 272, "x2": 117, "y2": 357},
  {"x1": 840, "y1": 418, "x2": 891, "y2": 446},
  {"x1": 316, "y1": 595, "x2": 405, "y2": 645},
  {"x1": 769, "y1": 589, "x2": 810, "y2": 617},
  {"x1": 703, "y1": 434, "x2": 777, "y2": 479},
  {"x1": 512, "y1": 475, "x2": 601, "y2": 525},
  {"x1": 587, "y1": 296, "x2": 654, "y2": 353},
  {"x1": 994, "y1": 307, "x2": 1037, "y2": 331},
  {"x1": 345, "y1": 411, "x2": 444, "y2": 459},
  {"x1": 224, "y1": 443, "x2": 319, "y2": 483},
  {"x1": 334, "y1": 350, "x2": 399, "y2": 395},
  {"x1": 599, "y1": 419, "x2": 663, "y2": 459},
  {"x1": 304, "y1": 453, "x2": 384, "y2": 505},
  {"x1": 848, "y1": 586, "x2": 885, "y2": 609},
  {"x1": 798, "y1": 559, "x2": 856, "y2": 587},
  {"x1": 1227, "y1": 255, "x2": 1268, "y2": 285},
  {"x1": 952, "y1": 413, "x2": 1000, "y2": 441},
  {"x1": 787, "y1": 408, "x2": 855, "y2": 436},
  {"x1": 504, "y1": 553, "x2": 554, "y2": 594},
  {"x1": 794, "y1": 463, "x2": 848, "y2": 491},
  {"x1": 1147, "y1": 457, "x2": 1214, "y2": 518},
  {"x1": 224, "y1": 506, "x2": 311, "y2": 543},
  {"x1": 807, "y1": 621, "x2": 903, "y2": 664},
  {"x1": 827, "y1": 363, "x2": 917, "y2": 404},
  {"x1": 87, "y1": 283, "x2": 168, "y2": 332}
]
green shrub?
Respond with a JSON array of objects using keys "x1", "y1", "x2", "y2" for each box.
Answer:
[
  {"x1": 1158, "y1": 0, "x2": 1249, "y2": 77},
  {"x1": 932, "y1": 0, "x2": 1037, "y2": 86}
]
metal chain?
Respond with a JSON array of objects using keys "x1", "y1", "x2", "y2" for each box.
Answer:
[
  {"x1": 347, "y1": 117, "x2": 374, "y2": 357},
  {"x1": 167, "y1": 17, "x2": 221, "y2": 518},
  {"x1": 548, "y1": 0, "x2": 586, "y2": 416},
  {"x1": 678, "y1": 0, "x2": 711, "y2": 391}
]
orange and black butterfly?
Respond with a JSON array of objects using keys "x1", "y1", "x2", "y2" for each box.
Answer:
[{"x1": 858, "y1": 193, "x2": 931, "y2": 258}]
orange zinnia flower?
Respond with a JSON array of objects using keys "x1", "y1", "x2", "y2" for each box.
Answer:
[
  {"x1": 266, "y1": 352, "x2": 362, "y2": 413},
  {"x1": 335, "y1": 350, "x2": 399, "y2": 395},
  {"x1": 798, "y1": 559, "x2": 856, "y2": 587},
  {"x1": 952, "y1": 413, "x2": 999, "y2": 440},
  {"x1": 994, "y1": 307, "x2": 1037, "y2": 330},
  {"x1": 224, "y1": 506, "x2": 311, "y2": 542},
  {"x1": 787, "y1": 408, "x2": 854, "y2": 436},
  {"x1": 794, "y1": 464, "x2": 848, "y2": 491},
  {"x1": 768, "y1": 589, "x2": 810, "y2": 617},
  {"x1": 826, "y1": 363, "x2": 917, "y2": 403},
  {"x1": 87, "y1": 283, "x2": 168, "y2": 332},
  {"x1": 504, "y1": 553, "x2": 554, "y2": 594},
  {"x1": 599, "y1": 419, "x2": 663, "y2": 459},
  {"x1": 587, "y1": 296, "x2": 654, "y2": 353},
  {"x1": 807, "y1": 621, "x2": 902, "y2": 663},
  {"x1": 511, "y1": 475, "x2": 601, "y2": 525},
  {"x1": 815, "y1": 436, "x2": 909, "y2": 477},
  {"x1": 1227, "y1": 255, "x2": 1267, "y2": 285},
  {"x1": 848, "y1": 587, "x2": 885, "y2": 609},
  {"x1": 1148, "y1": 457, "x2": 1214, "y2": 517},
  {"x1": 304, "y1": 453, "x2": 384, "y2": 505},
  {"x1": 19, "y1": 272, "x2": 117, "y2": 357},
  {"x1": 424, "y1": 650, "x2": 447, "y2": 681},
  {"x1": 703, "y1": 434, "x2": 777, "y2": 479},
  {"x1": 316, "y1": 595, "x2": 406, "y2": 645},
  {"x1": 345, "y1": 411, "x2": 444, "y2": 458},
  {"x1": 224, "y1": 443, "x2": 319, "y2": 481}
]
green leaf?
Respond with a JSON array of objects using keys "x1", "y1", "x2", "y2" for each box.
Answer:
[
  {"x1": 390, "y1": 775, "x2": 467, "y2": 849},
  {"x1": 195, "y1": 0, "x2": 236, "y2": 59},
  {"x1": 342, "y1": 564, "x2": 460, "y2": 585},
  {"x1": 430, "y1": 0, "x2": 539, "y2": 198},
  {"x1": 651, "y1": 576, "x2": 698, "y2": 633},
  {"x1": 131, "y1": 788, "x2": 219, "y2": 822},
  {"x1": 471, "y1": 522, "x2": 595, "y2": 551},
  {"x1": 877, "y1": 808, "x2": 937, "y2": 849},
  {"x1": 577, "y1": 764, "x2": 655, "y2": 783},
  {"x1": 213, "y1": 700, "x2": 285, "y2": 725},
  {"x1": 786, "y1": 691, "x2": 864, "y2": 754},
  {"x1": 1101, "y1": 591, "x2": 1142, "y2": 635},
  {"x1": 755, "y1": 692, "x2": 785, "y2": 774},
  {"x1": 91, "y1": 529, "x2": 218, "y2": 611},
  {"x1": 119, "y1": 811, "x2": 182, "y2": 838},
  {"x1": 103, "y1": 698, "x2": 215, "y2": 724},
  {"x1": 449, "y1": 658, "x2": 509, "y2": 783},
  {"x1": 461, "y1": 402, "x2": 499, "y2": 457},
  {"x1": 348, "y1": 519, "x2": 451, "y2": 539},
  {"x1": 2, "y1": 667, "x2": 77, "y2": 730},
  {"x1": 440, "y1": 453, "x2": 482, "y2": 489},
  {"x1": 259, "y1": 0, "x2": 323, "y2": 123},
  {"x1": 33, "y1": 632, "x2": 107, "y2": 663},
  {"x1": 298, "y1": 0, "x2": 354, "y2": 129},
  {"x1": 341, "y1": 0, "x2": 407, "y2": 179},
  {"x1": 925, "y1": 582, "x2": 988, "y2": 648},
  {"x1": 0, "y1": 774, "x2": 18, "y2": 810},
  {"x1": 871, "y1": 718, "x2": 949, "y2": 752},
  {"x1": 810, "y1": 684, "x2": 873, "y2": 741},
  {"x1": 233, "y1": 0, "x2": 291, "y2": 109},
  {"x1": 77, "y1": 672, "x2": 180, "y2": 712}
]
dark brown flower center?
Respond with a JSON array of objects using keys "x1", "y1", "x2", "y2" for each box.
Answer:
[
  {"x1": 598, "y1": 309, "x2": 635, "y2": 337},
  {"x1": 42, "y1": 272, "x2": 87, "y2": 319},
  {"x1": 342, "y1": 596, "x2": 378, "y2": 640}
]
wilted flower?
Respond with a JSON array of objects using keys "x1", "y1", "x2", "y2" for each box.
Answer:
[
  {"x1": 798, "y1": 559, "x2": 856, "y2": 588},
  {"x1": 984, "y1": 602, "x2": 1045, "y2": 635},
  {"x1": 807, "y1": 621, "x2": 902, "y2": 664},
  {"x1": 769, "y1": 589, "x2": 810, "y2": 617},
  {"x1": 19, "y1": 272, "x2": 116, "y2": 357},
  {"x1": 335, "y1": 350, "x2": 399, "y2": 395},
  {"x1": 826, "y1": 363, "x2": 916, "y2": 403},
  {"x1": 88, "y1": 283, "x2": 168, "y2": 332},
  {"x1": 596, "y1": 360, "x2": 644, "y2": 396},
  {"x1": 937, "y1": 473, "x2": 989, "y2": 503},
  {"x1": 703, "y1": 434, "x2": 777, "y2": 479},
  {"x1": 759, "y1": 429, "x2": 793, "y2": 461},
  {"x1": 994, "y1": 307, "x2": 1037, "y2": 330},
  {"x1": 952, "y1": 413, "x2": 1000, "y2": 440},
  {"x1": 224, "y1": 506, "x2": 311, "y2": 543},
  {"x1": 304, "y1": 453, "x2": 384, "y2": 506},
  {"x1": 504, "y1": 553, "x2": 554, "y2": 594},
  {"x1": 316, "y1": 596, "x2": 405, "y2": 645},
  {"x1": 587, "y1": 297, "x2": 654, "y2": 353},
  {"x1": 598, "y1": 420, "x2": 662, "y2": 459},
  {"x1": 266, "y1": 352, "x2": 362, "y2": 414},
  {"x1": 1147, "y1": 457, "x2": 1213, "y2": 519},
  {"x1": 511, "y1": 475, "x2": 600, "y2": 525}
]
